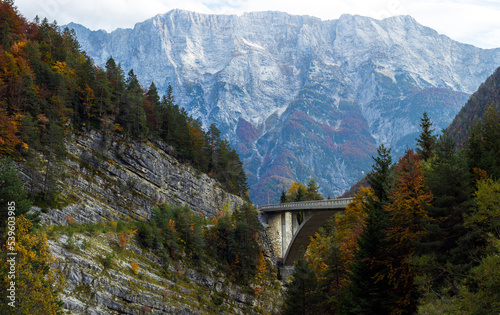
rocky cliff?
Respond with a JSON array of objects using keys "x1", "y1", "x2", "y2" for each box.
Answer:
[
  {"x1": 48, "y1": 226, "x2": 281, "y2": 314},
  {"x1": 15, "y1": 130, "x2": 284, "y2": 314},
  {"x1": 67, "y1": 10, "x2": 500, "y2": 203},
  {"x1": 17, "y1": 129, "x2": 244, "y2": 225}
]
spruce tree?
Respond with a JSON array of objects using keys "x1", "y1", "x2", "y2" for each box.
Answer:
[
  {"x1": 418, "y1": 134, "x2": 474, "y2": 293},
  {"x1": 416, "y1": 112, "x2": 437, "y2": 162},
  {"x1": 341, "y1": 144, "x2": 395, "y2": 314},
  {"x1": 367, "y1": 143, "x2": 392, "y2": 202},
  {"x1": 306, "y1": 179, "x2": 323, "y2": 200},
  {"x1": 282, "y1": 257, "x2": 320, "y2": 315}
]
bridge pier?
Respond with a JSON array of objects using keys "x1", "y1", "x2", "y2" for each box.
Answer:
[{"x1": 264, "y1": 211, "x2": 298, "y2": 261}]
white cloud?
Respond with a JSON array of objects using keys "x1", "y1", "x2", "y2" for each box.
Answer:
[{"x1": 14, "y1": 0, "x2": 500, "y2": 48}]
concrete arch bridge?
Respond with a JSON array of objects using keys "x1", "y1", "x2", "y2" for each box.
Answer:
[{"x1": 259, "y1": 198, "x2": 353, "y2": 266}]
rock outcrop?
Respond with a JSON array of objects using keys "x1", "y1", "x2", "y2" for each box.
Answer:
[
  {"x1": 49, "y1": 230, "x2": 282, "y2": 314},
  {"x1": 18, "y1": 130, "x2": 244, "y2": 225}
]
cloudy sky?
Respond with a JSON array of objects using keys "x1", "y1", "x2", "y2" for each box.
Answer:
[{"x1": 14, "y1": 0, "x2": 500, "y2": 49}]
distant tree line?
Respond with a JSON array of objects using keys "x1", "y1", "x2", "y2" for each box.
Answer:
[
  {"x1": 0, "y1": 1, "x2": 248, "y2": 201},
  {"x1": 283, "y1": 110, "x2": 500, "y2": 314}
]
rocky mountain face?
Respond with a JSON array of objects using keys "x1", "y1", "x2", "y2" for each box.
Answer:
[
  {"x1": 17, "y1": 130, "x2": 244, "y2": 225},
  {"x1": 67, "y1": 11, "x2": 500, "y2": 204}
]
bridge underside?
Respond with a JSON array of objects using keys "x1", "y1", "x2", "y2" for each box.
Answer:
[{"x1": 283, "y1": 210, "x2": 339, "y2": 265}]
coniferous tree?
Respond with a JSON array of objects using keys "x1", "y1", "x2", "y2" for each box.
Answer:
[
  {"x1": 317, "y1": 243, "x2": 347, "y2": 314},
  {"x1": 417, "y1": 134, "x2": 474, "y2": 294},
  {"x1": 341, "y1": 144, "x2": 395, "y2": 314},
  {"x1": 306, "y1": 178, "x2": 323, "y2": 200},
  {"x1": 383, "y1": 149, "x2": 433, "y2": 314},
  {"x1": 280, "y1": 190, "x2": 287, "y2": 203},
  {"x1": 416, "y1": 112, "x2": 437, "y2": 162},
  {"x1": 466, "y1": 106, "x2": 500, "y2": 179},
  {"x1": 124, "y1": 69, "x2": 147, "y2": 138},
  {"x1": 282, "y1": 257, "x2": 320, "y2": 315},
  {"x1": 367, "y1": 144, "x2": 392, "y2": 202},
  {"x1": 0, "y1": 158, "x2": 33, "y2": 235}
]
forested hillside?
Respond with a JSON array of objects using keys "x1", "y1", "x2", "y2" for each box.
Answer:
[
  {"x1": 0, "y1": 1, "x2": 248, "y2": 200},
  {"x1": 282, "y1": 101, "x2": 500, "y2": 313},
  {"x1": 447, "y1": 66, "x2": 500, "y2": 145}
]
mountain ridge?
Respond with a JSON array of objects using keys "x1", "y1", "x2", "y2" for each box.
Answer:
[{"x1": 66, "y1": 10, "x2": 500, "y2": 203}]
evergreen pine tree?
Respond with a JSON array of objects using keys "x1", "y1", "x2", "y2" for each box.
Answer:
[
  {"x1": 306, "y1": 179, "x2": 323, "y2": 200},
  {"x1": 280, "y1": 190, "x2": 287, "y2": 203},
  {"x1": 281, "y1": 257, "x2": 320, "y2": 315},
  {"x1": 417, "y1": 134, "x2": 474, "y2": 293},
  {"x1": 416, "y1": 112, "x2": 437, "y2": 162},
  {"x1": 367, "y1": 144, "x2": 392, "y2": 202},
  {"x1": 341, "y1": 144, "x2": 395, "y2": 314}
]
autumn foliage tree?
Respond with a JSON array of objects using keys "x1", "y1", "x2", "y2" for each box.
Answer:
[
  {"x1": 383, "y1": 149, "x2": 433, "y2": 314},
  {"x1": 0, "y1": 215, "x2": 64, "y2": 314}
]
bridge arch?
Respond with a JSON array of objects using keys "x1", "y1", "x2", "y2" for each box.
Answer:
[{"x1": 259, "y1": 198, "x2": 353, "y2": 266}]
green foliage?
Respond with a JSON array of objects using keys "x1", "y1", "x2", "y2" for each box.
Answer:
[
  {"x1": 465, "y1": 178, "x2": 500, "y2": 241},
  {"x1": 416, "y1": 111, "x2": 437, "y2": 162},
  {"x1": 205, "y1": 203, "x2": 261, "y2": 283},
  {"x1": 281, "y1": 257, "x2": 320, "y2": 315},
  {"x1": 367, "y1": 144, "x2": 392, "y2": 202},
  {"x1": 466, "y1": 106, "x2": 500, "y2": 180},
  {"x1": 102, "y1": 252, "x2": 115, "y2": 270},
  {"x1": 0, "y1": 157, "x2": 34, "y2": 236},
  {"x1": 137, "y1": 204, "x2": 205, "y2": 261}
]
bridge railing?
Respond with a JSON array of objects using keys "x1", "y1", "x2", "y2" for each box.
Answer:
[{"x1": 258, "y1": 197, "x2": 353, "y2": 212}]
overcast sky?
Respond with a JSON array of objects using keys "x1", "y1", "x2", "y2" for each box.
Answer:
[{"x1": 14, "y1": 0, "x2": 500, "y2": 49}]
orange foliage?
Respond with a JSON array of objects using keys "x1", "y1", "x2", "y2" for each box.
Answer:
[
  {"x1": 256, "y1": 251, "x2": 268, "y2": 280},
  {"x1": 383, "y1": 149, "x2": 434, "y2": 313},
  {"x1": 0, "y1": 108, "x2": 21, "y2": 155},
  {"x1": 168, "y1": 219, "x2": 176, "y2": 233},
  {"x1": 119, "y1": 233, "x2": 128, "y2": 247},
  {"x1": 66, "y1": 215, "x2": 74, "y2": 224}
]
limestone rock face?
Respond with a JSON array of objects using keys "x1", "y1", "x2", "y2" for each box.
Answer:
[
  {"x1": 30, "y1": 130, "x2": 244, "y2": 225},
  {"x1": 50, "y1": 232, "x2": 282, "y2": 314}
]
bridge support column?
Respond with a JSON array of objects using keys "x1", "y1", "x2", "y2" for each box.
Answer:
[
  {"x1": 281, "y1": 212, "x2": 294, "y2": 260},
  {"x1": 291, "y1": 212, "x2": 298, "y2": 235}
]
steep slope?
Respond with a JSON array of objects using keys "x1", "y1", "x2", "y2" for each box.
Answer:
[
  {"x1": 446, "y1": 66, "x2": 500, "y2": 145},
  {"x1": 68, "y1": 11, "x2": 500, "y2": 203},
  {"x1": 17, "y1": 130, "x2": 244, "y2": 225}
]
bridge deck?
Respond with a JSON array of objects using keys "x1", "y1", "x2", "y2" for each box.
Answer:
[{"x1": 258, "y1": 198, "x2": 353, "y2": 212}]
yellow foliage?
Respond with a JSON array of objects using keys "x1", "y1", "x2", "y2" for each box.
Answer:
[
  {"x1": 306, "y1": 232, "x2": 334, "y2": 276},
  {"x1": 168, "y1": 219, "x2": 176, "y2": 233},
  {"x1": 256, "y1": 251, "x2": 268, "y2": 280},
  {"x1": 130, "y1": 262, "x2": 139, "y2": 275},
  {"x1": 335, "y1": 187, "x2": 372, "y2": 265},
  {"x1": 52, "y1": 61, "x2": 75, "y2": 77},
  {"x1": 286, "y1": 182, "x2": 308, "y2": 201},
  {"x1": 1, "y1": 215, "x2": 64, "y2": 314}
]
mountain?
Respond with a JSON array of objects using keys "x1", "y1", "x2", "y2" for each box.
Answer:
[
  {"x1": 446, "y1": 66, "x2": 500, "y2": 145},
  {"x1": 66, "y1": 10, "x2": 500, "y2": 204}
]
